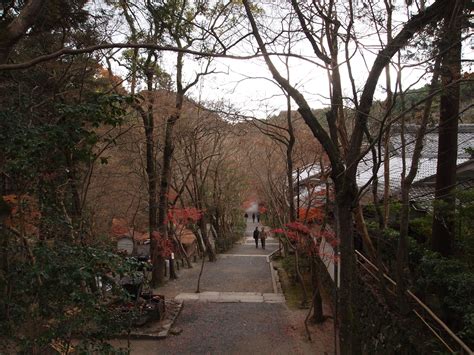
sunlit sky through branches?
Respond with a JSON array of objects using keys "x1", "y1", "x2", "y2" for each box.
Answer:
[{"x1": 99, "y1": 0, "x2": 473, "y2": 119}]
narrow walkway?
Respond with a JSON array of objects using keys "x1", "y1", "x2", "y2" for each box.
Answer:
[
  {"x1": 156, "y1": 203, "x2": 278, "y2": 299},
  {"x1": 111, "y1": 202, "x2": 332, "y2": 354}
]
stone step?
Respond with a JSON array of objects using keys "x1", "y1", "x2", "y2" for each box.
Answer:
[
  {"x1": 175, "y1": 291, "x2": 285, "y2": 304},
  {"x1": 220, "y1": 254, "x2": 268, "y2": 257}
]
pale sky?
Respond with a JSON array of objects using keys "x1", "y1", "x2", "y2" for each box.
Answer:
[
  {"x1": 168, "y1": 2, "x2": 472, "y2": 118},
  {"x1": 111, "y1": 0, "x2": 473, "y2": 119}
]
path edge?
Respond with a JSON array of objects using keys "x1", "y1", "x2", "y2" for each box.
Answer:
[
  {"x1": 267, "y1": 248, "x2": 283, "y2": 294},
  {"x1": 116, "y1": 301, "x2": 184, "y2": 340}
]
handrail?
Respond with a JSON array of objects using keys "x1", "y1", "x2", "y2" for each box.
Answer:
[
  {"x1": 407, "y1": 289, "x2": 472, "y2": 355},
  {"x1": 355, "y1": 250, "x2": 473, "y2": 355},
  {"x1": 413, "y1": 310, "x2": 455, "y2": 354},
  {"x1": 267, "y1": 247, "x2": 282, "y2": 261}
]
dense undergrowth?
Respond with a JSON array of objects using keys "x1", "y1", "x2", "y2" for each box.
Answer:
[
  {"x1": 365, "y1": 192, "x2": 474, "y2": 348},
  {"x1": 0, "y1": 238, "x2": 142, "y2": 353}
]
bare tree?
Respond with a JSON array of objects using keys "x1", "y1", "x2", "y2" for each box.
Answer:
[{"x1": 242, "y1": 0, "x2": 450, "y2": 351}]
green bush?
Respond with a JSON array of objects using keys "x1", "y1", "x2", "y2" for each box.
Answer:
[
  {"x1": 280, "y1": 255, "x2": 310, "y2": 279},
  {"x1": 456, "y1": 189, "x2": 474, "y2": 269},
  {"x1": 281, "y1": 255, "x2": 295, "y2": 276},
  {"x1": 0, "y1": 239, "x2": 141, "y2": 352},
  {"x1": 362, "y1": 189, "x2": 474, "y2": 348},
  {"x1": 413, "y1": 251, "x2": 474, "y2": 347},
  {"x1": 409, "y1": 216, "x2": 432, "y2": 243}
]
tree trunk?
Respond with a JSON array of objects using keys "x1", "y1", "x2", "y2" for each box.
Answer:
[
  {"x1": 383, "y1": 129, "x2": 391, "y2": 228},
  {"x1": 396, "y1": 184, "x2": 411, "y2": 311},
  {"x1": 331, "y1": 59, "x2": 349, "y2": 153},
  {"x1": 157, "y1": 108, "x2": 179, "y2": 280},
  {"x1": 196, "y1": 249, "x2": 206, "y2": 293},
  {"x1": 157, "y1": 112, "x2": 178, "y2": 236},
  {"x1": 0, "y1": 0, "x2": 46, "y2": 63},
  {"x1": 294, "y1": 250, "x2": 309, "y2": 307},
  {"x1": 157, "y1": 51, "x2": 187, "y2": 281},
  {"x1": 0, "y1": 212, "x2": 10, "y2": 319},
  {"x1": 432, "y1": 1, "x2": 463, "y2": 257},
  {"x1": 65, "y1": 155, "x2": 82, "y2": 240},
  {"x1": 141, "y1": 70, "x2": 162, "y2": 288},
  {"x1": 172, "y1": 232, "x2": 192, "y2": 269},
  {"x1": 353, "y1": 204, "x2": 377, "y2": 260},
  {"x1": 198, "y1": 214, "x2": 216, "y2": 262},
  {"x1": 383, "y1": 0, "x2": 393, "y2": 229},
  {"x1": 195, "y1": 229, "x2": 206, "y2": 256},
  {"x1": 286, "y1": 100, "x2": 296, "y2": 223},
  {"x1": 311, "y1": 257, "x2": 324, "y2": 323},
  {"x1": 335, "y1": 183, "x2": 358, "y2": 355}
]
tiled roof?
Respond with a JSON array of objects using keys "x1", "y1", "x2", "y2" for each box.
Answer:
[
  {"x1": 390, "y1": 126, "x2": 474, "y2": 159},
  {"x1": 410, "y1": 179, "x2": 474, "y2": 210},
  {"x1": 111, "y1": 218, "x2": 148, "y2": 242},
  {"x1": 294, "y1": 125, "x2": 474, "y2": 198},
  {"x1": 180, "y1": 231, "x2": 197, "y2": 245}
]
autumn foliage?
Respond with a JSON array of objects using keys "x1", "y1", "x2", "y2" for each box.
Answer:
[
  {"x1": 149, "y1": 207, "x2": 203, "y2": 258},
  {"x1": 167, "y1": 207, "x2": 202, "y2": 225},
  {"x1": 151, "y1": 231, "x2": 174, "y2": 258},
  {"x1": 272, "y1": 219, "x2": 339, "y2": 262},
  {"x1": 297, "y1": 206, "x2": 325, "y2": 223}
]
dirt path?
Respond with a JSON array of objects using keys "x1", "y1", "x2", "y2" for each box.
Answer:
[{"x1": 111, "y1": 203, "x2": 335, "y2": 354}]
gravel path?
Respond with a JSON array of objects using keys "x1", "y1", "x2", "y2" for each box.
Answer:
[
  {"x1": 112, "y1": 303, "x2": 326, "y2": 354},
  {"x1": 110, "y1": 201, "x2": 334, "y2": 354}
]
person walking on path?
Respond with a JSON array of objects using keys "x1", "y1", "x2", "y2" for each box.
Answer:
[
  {"x1": 260, "y1": 227, "x2": 267, "y2": 250},
  {"x1": 244, "y1": 212, "x2": 248, "y2": 220},
  {"x1": 257, "y1": 213, "x2": 260, "y2": 223},
  {"x1": 253, "y1": 227, "x2": 260, "y2": 248},
  {"x1": 252, "y1": 213, "x2": 255, "y2": 223}
]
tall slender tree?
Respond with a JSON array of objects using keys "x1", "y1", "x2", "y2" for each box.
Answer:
[{"x1": 432, "y1": 0, "x2": 465, "y2": 257}]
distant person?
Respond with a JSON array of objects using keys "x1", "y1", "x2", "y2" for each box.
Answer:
[
  {"x1": 252, "y1": 213, "x2": 255, "y2": 223},
  {"x1": 260, "y1": 227, "x2": 267, "y2": 250},
  {"x1": 257, "y1": 213, "x2": 260, "y2": 223},
  {"x1": 253, "y1": 227, "x2": 260, "y2": 248},
  {"x1": 244, "y1": 212, "x2": 248, "y2": 220}
]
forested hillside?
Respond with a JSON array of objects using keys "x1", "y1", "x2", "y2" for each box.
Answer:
[{"x1": 0, "y1": 0, "x2": 473, "y2": 353}]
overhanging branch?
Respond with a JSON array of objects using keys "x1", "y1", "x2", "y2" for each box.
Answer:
[{"x1": 0, "y1": 42, "x2": 325, "y2": 71}]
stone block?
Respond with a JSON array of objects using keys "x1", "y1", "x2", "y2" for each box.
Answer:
[
  {"x1": 240, "y1": 296, "x2": 264, "y2": 303},
  {"x1": 216, "y1": 294, "x2": 241, "y2": 303},
  {"x1": 223, "y1": 292, "x2": 261, "y2": 297},
  {"x1": 263, "y1": 293, "x2": 285, "y2": 303},
  {"x1": 157, "y1": 330, "x2": 168, "y2": 338},
  {"x1": 199, "y1": 291, "x2": 220, "y2": 302},
  {"x1": 175, "y1": 293, "x2": 199, "y2": 301}
]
